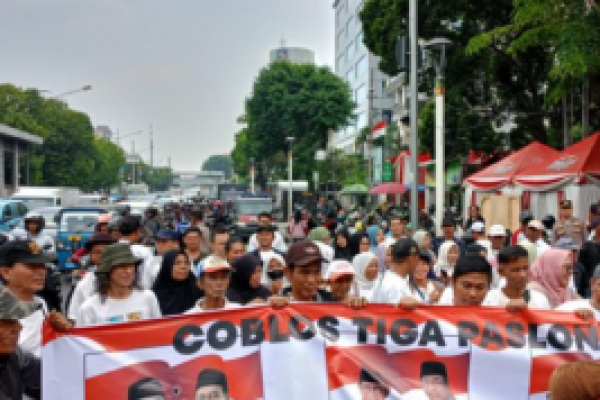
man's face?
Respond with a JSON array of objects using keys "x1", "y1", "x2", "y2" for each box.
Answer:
[
  {"x1": 195, "y1": 384, "x2": 228, "y2": 400},
  {"x1": 453, "y1": 272, "x2": 490, "y2": 306},
  {"x1": 257, "y1": 231, "x2": 274, "y2": 249},
  {"x1": 359, "y1": 381, "x2": 389, "y2": 400},
  {"x1": 0, "y1": 262, "x2": 47, "y2": 294},
  {"x1": 591, "y1": 277, "x2": 600, "y2": 304},
  {"x1": 500, "y1": 257, "x2": 530, "y2": 292},
  {"x1": 560, "y1": 206, "x2": 572, "y2": 219},
  {"x1": 390, "y1": 219, "x2": 405, "y2": 236},
  {"x1": 184, "y1": 232, "x2": 202, "y2": 251},
  {"x1": 200, "y1": 270, "x2": 231, "y2": 299},
  {"x1": 0, "y1": 319, "x2": 21, "y2": 354},
  {"x1": 329, "y1": 275, "x2": 353, "y2": 301},
  {"x1": 109, "y1": 264, "x2": 136, "y2": 289},
  {"x1": 489, "y1": 235, "x2": 505, "y2": 250},
  {"x1": 25, "y1": 221, "x2": 40, "y2": 234},
  {"x1": 526, "y1": 227, "x2": 540, "y2": 241},
  {"x1": 442, "y1": 226, "x2": 454, "y2": 238},
  {"x1": 211, "y1": 233, "x2": 229, "y2": 258},
  {"x1": 227, "y1": 243, "x2": 246, "y2": 263},
  {"x1": 422, "y1": 374, "x2": 452, "y2": 400},
  {"x1": 89, "y1": 244, "x2": 108, "y2": 266},
  {"x1": 287, "y1": 262, "x2": 322, "y2": 301}
]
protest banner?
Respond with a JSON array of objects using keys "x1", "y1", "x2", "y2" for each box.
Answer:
[{"x1": 43, "y1": 304, "x2": 599, "y2": 399}]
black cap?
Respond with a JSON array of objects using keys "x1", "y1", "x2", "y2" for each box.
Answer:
[
  {"x1": 128, "y1": 378, "x2": 164, "y2": 400},
  {"x1": 0, "y1": 240, "x2": 52, "y2": 266},
  {"x1": 392, "y1": 238, "x2": 419, "y2": 260},
  {"x1": 256, "y1": 224, "x2": 277, "y2": 233},
  {"x1": 85, "y1": 233, "x2": 116, "y2": 251},
  {"x1": 418, "y1": 249, "x2": 432, "y2": 263},
  {"x1": 421, "y1": 361, "x2": 448, "y2": 381},
  {"x1": 359, "y1": 368, "x2": 382, "y2": 384},
  {"x1": 155, "y1": 228, "x2": 179, "y2": 241},
  {"x1": 591, "y1": 216, "x2": 600, "y2": 230},
  {"x1": 196, "y1": 368, "x2": 228, "y2": 392},
  {"x1": 441, "y1": 217, "x2": 455, "y2": 228}
]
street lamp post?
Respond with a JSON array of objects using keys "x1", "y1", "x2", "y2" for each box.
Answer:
[
  {"x1": 249, "y1": 157, "x2": 255, "y2": 194},
  {"x1": 423, "y1": 38, "x2": 453, "y2": 235},
  {"x1": 408, "y1": 0, "x2": 420, "y2": 230},
  {"x1": 286, "y1": 137, "x2": 295, "y2": 222},
  {"x1": 52, "y1": 85, "x2": 92, "y2": 99}
]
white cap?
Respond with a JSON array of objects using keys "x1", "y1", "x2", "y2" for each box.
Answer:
[
  {"x1": 489, "y1": 224, "x2": 506, "y2": 236},
  {"x1": 528, "y1": 220, "x2": 544, "y2": 230},
  {"x1": 471, "y1": 221, "x2": 485, "y2": 233},
  {"x1": 326, "y1": 260, "x2": 355, "y2": 281}
]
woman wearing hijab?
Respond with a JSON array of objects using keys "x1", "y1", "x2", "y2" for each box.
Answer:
[
  {"x1": 334, "y1": 229, "x2": 354, "y2": 261},
  {"x1": 227, "y1": 254, "x2": 271, "y2": 305},
  {"x1": 152, "y1": 249, "x2": 201, "y2": 316},
  {"x1": 352, "y1": 252, "x2": 380, "y2": 299},
  {"x1": 413, "y1": 230, "x2": 437, "y2": 265},
  {"x1": 262, "y1": 252, "x2": 287, "y2": 295},
  {"x1": 434, "y1": 241, "x2": 459, "y2": 285},
  {"x1": 528, "y1": 248, "x2": 580, "y2": 308}
]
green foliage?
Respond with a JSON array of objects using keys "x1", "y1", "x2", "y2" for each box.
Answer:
[
  {"x1": 232, "y1": 61, "x2": 355, "y2": 185},
  {"x1": 139, "y1": 165, "x2": 173, "y2": 192},
  {"x1": 317, "y1": 149, "x2": 366, "y2": 185},
  {"x1": 202, "y1": 154, "x2": 233, "y2": 180},
  {"x1": 0, "y1": 84, "x2": 126, "y2": 190},
  {"x1": 359, "y1": 0, "x2": 556, "y2": 157}
]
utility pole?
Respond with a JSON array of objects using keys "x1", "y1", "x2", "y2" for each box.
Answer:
[
  {"x1": 150, "y1": 123, "x2": 154, "y2": 167},
  {"x1": 367, "y1": 69, "x2": 374, "y2": 191},
  {"x1": 168, "y1": 156, "x2": 171, "y2": 169},
  {"x1": 409, "y1": 0, "x2": 419, "y2": 230},
  {"x1": 583, "y1": 77, "x2": 590, "y2": 137},
  {"x1": 131, "y1": 140, "x2": 136, "y2": 185}
]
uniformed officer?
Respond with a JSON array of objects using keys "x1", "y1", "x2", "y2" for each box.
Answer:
[{"x1": 553, "y1": 200, "x2": 586, "y2": 247}]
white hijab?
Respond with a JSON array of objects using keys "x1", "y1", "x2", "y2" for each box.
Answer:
[
  {"x1": 352, "y1": 252, "x2": 379, "y2": 291},
  {"x1": 261, "y1": 252, "x2": 286, "y2": 286},
  {"x1": 434, "y1": 241, "x2": 457, "y2": 278}
]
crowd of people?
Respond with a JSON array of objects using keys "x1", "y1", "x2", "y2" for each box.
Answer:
[{"x1": 2, "y1": 196, "x2": 600, "y2": 399}]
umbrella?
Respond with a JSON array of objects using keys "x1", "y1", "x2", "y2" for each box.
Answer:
[
  {"x1": 369, "y1": 183, "x2": 408, "y2": 194},
  {"x1": 340, "y1": 183, "x2": 368, "y2": 195}
]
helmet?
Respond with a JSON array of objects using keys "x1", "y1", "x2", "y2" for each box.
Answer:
[
  {"x1": 24, "y1": 211, "x2": 45, "y2": 231},
  {"x1": 542, "y1": 214, "x2": 556, "y2": 230}
]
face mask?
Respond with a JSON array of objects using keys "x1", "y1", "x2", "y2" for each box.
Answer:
[{"x1": 267, "y1": 270, "x2": 284, "y2": 280}]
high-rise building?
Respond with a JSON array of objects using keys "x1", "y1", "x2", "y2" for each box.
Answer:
[
  {"x1": 269, "y1": 46, "x2": 315, "y2": 64},
  {"x1": 329, "y1": 0, "x2": 394, "y2": 153}
]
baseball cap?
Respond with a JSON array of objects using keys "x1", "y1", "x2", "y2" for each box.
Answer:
[
  {"x1": 527, "y1": 220, "x2": 544, "y2": 230},
  {"x1": 286, "y1": 241, "x2": 324, "y2": 267},
  {"x1": 0, "y1": 286, "x2": 38, "y2": 320},
  {"x1": 201, "y1": 255, "x2": 233, "y2": 275},
  {"x1": 554, "y1": 237, "x2": 581, "y2": 251},
  {"x1": 0, "y1": 240, "x2": 52, "y2": 266},
  {"x1": 326, "y1": 260, "x2": 355, "y2": 281},
  {"x1": 256, "y1": 224, "x2": 277, "y2": 233},
  {"x1": 441, "y1": 217, "x2": 455, "y2": 228},
  {"x1": 489, "y1": 224, "x2": 506, "y2": 236},
  {"x1": 591, "y1": 216, "x2": 600, "y2": 230},
  {"x1": 560, "y1": 200, "x2": 572, "y2": 209},
  {"x1": 418, "y1": 249, "x2": 432, "y2": 263},
  {"x1": 85, "y1": 233, "x2": 116, "y2": 251},
  {"x1": 391, "y1": 238, "x2": 419, "y2": 259},
  {"x1": 471, "y1": 221, "x2": 485, "y2": 233},
  {"x1": 155, "y1": 228, "x2": 179, "y2": 241}
]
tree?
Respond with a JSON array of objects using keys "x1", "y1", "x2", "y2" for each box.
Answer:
[
  {"x1": 91, "y1": 137, "x2": 126, "y2": 190},
  {"x1": 202, "y1": 154, "x2": 233, "y2": 180},
  {"x1": 139, "y1": 165, "x2": 173, "y2": 192},
  {"x1": 236, "y1": 60, "x2": 355, "y2": 185},
  {"x1": 359, "y1": 0, "x2": 556, "y2": 157}
]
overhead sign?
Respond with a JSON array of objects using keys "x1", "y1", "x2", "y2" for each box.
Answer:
[{"x1": 43, "y1": 305, "x2": 599, "y2": 400}]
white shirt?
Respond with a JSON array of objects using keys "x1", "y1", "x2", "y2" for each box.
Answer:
[
  {"x1": 436, "y1": 287, "x2": 495, "y2": 306},
  {"x1": 184, "y1": 299, "x2": 240, "y2": 313},
  {"x1": 247, "y1": 231, "x2": 287, "y2": 253},
  {"x1": 370, "y1": 271, "x2": 411, "y2": 304},
  {"x1": 141, "y1": 255, "x2": 163, "y2": 289},
  {"x1": 119, "y1": 239, "x2": 154, "y2": 289},
  {"x1": 535, "y1": 238, "x2": 550, "y2": 257},
  {"x1": 485, "y1": 288, "x2": 551, "y2": 309},
  {"x1": 68, "y1": 271, "x2": 97, "y2": 320},
  {"x1": 403, "y1": 389, "x2": 468, "y2": 400},
  {"x1": 556, "y1": 299, "x2": 600, "y2": 319},
  {"x1": 19, "y1": 296, "x2": 47, "y2": 357},
  {"x1": 76, "y1": 289, "x2": 162, "y2": 327},
  {"x1": 408, "y1": 281, "x2": 437, "y2": 303}
]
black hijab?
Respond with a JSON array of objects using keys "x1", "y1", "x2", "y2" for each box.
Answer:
[
  {"x1": 334, "y1": 229, "x2": 354, "y2": 261},
  {"x1": 152, "y1": 249, "x2": 201, "y2": 315},
  {"x1": 226, "y1": 254, "x2": 271, "y2": 305}
]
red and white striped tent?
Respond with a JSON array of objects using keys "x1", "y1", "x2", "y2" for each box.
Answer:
[{"x1": 513, "y1": 133, "x2": 600, "y2": 218}]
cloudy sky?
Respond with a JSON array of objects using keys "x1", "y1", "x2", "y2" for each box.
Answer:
[{"x1": 0, "y1": 0, "x2": 335, "y2": 170}]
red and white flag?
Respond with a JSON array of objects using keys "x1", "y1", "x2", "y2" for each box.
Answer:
[{"x1": 371, "y1": 120, "x2": 386, "y2": 139}]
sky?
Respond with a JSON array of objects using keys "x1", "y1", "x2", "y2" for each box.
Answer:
[{"x1": 0, "y1": 0, "x2": 335, "y2": 171}]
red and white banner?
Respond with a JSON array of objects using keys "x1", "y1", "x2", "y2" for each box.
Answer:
[
  {"x1": 43, "y1": 304, "x2": 600, "y2": 399},
  {"x1": 371, "y1": 120, "x2": 386, "y2": 139}
]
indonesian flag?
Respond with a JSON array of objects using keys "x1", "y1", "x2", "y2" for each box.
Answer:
[{"x1": 372, "y1": 120, "x2": 386, "y2": 139}]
